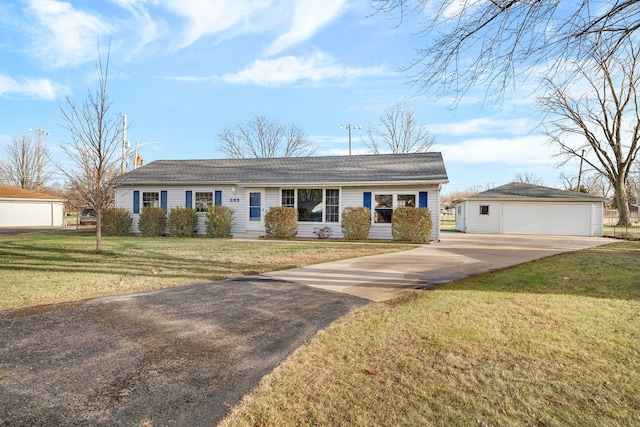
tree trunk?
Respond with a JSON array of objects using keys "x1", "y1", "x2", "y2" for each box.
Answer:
[
  {"x1": 614, "y1": 178, "x2": 631, "y2": 226},
  {"x1": 96, "y1": 209, "x2": 102, "y2": 252}
]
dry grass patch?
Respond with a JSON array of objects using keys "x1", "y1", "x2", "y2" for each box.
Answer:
[
  {"x1": 221, "y1": 241, "x2": 640, "y2": 427},
  {"x1": 0, "y1": 231, "x2": 414, "y2": 310}
]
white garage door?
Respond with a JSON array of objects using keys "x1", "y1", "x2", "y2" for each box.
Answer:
[
  {"x1": 502, "y1": 203, "x2": 592, "y2": 236},
  {"x1": 0, "y1": 201, "x2": 58, "y2": 227}
]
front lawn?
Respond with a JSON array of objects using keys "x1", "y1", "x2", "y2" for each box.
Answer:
[
  {"x1": 220, "y1": 241, "x2": 640, "y2": 427},
  {"x1": 0, "y1": 231, "x2": 414, "y2": 310}
]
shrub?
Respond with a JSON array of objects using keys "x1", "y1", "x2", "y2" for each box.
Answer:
[
  {"x1": 206, "y1": 205, "x2": 235, "y2": 238},
  {"x1": 138, "y1": 206, "x2": 167, "y2": 237},
  {"x1": 313, "y1": 226, "x2": 333, "y2": 239},
  {"x1": 101, "y1": 207, "x2": 132, "y2": 236},
  {"x1": 265, "y1": 207, "x2": 298, "y2": 239},
  {"x1": 392, "y1": 207, "x2": 432, "y2": 242},
  {"x1": 341, "y1": 207, "x2": 371, "y2": 240},
  {"x1": 168, "y1": 207, "x2": 199, "y2": 237}
]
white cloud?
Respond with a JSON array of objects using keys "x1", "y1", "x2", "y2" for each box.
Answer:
[
  {"x1": 159, "y1": 0, "x2": 272, "y2": 48},
  {"x1": 434, "y1": 135, "x2": 557, "y2": 166},
  {"x1": 267, "y1": 0, "x2": 347, "y2": 55},
  {"x1": 0, "y1": 75, "x2": 68, "y2": 100},
  {"x1": 430, "y1": 117, "x2": 533, "y2": 136},
  {"x1": 25, "y1": 0, "x2": 113, "y2": 68},
  {"x1": 221, "y1": 52, "x2": 388, "y2": 86}
]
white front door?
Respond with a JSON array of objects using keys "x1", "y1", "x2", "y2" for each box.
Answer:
[{"x1": 246, "y1": 188, "x2": 265, "y2": 231}]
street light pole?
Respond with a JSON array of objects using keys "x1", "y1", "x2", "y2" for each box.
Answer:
[
  {"x1": 119, "y1": 113, "x2": 127, "y2": 174},
  {"x1": 340, "y1": 124, "x2": 361, "y2": 155},
  {"x1": 29, "y1": 127, "x2": 49, "y2": 189}
]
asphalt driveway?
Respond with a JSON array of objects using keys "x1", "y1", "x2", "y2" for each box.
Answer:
[
  {"x1": 0, "y1": 277, "x2": 367, "y2": 427},
  {"x1": 0, "y1": 232, "x2": 612, "y2": 426}
]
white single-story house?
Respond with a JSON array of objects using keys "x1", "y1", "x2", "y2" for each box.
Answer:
[
  {"x1": 455, "y1": 182, "x2": 605, "y2": 237},
  {"x1": 0, "y1": 184, "x2": 65, "y2": 227},
  {"x1": 113, "y1": 153, "x2": 449, "y2": 240}
]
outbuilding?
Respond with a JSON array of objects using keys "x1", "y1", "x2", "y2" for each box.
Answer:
[
  {"x1": 113, "y1": 153, "x2": 449, "y2": 240},
  {"x1": 0, "y1": 185, "x2": 65, "y2": 227},
  {"x1": 455, "y1": 182, "x2": 605, "y2": 237}
]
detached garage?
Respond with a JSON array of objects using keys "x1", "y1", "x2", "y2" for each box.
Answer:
[
  {"x1": 0, "y1": 185, "x2": 65, "y2": 227},
  {"x1": 455, "y1": 182, "x2": 605, "y2": 237}
]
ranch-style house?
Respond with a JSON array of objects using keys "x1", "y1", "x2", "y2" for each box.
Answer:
[{"x1": 113, "y1": 152, "x2": 449, "y2": 241}]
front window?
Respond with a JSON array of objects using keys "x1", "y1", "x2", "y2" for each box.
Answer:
[
  {"x1": 195, "y1": 192, "x2": 213, "y2": 212},
  {"x1": 374, "y1": 193, "x2": 417, "y2": 223},
  {"x1": 142, "y1": 192, "x2": 159, "y2": 208},
  {"x1": 298, "y1": 189, "x2": 323, "y2": 222},
  {"x1": 325, "y1": 189, "x2": 339, "y2": 223},
  {"x1": 282, "y1": 189, "x2": 295, "y2": 208},
  {"x1": 480, "y1": 205, "x2": 490, "y2": 215}
]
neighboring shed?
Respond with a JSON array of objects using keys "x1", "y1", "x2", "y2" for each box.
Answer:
[
  {"x1": 113, "y1": 153, "x2": 449, "y2": 240},
  {"x1": 455, "y1": 182, "x2": 605, "y2": 237},
  {"x1": 0, "y1": 185, "x2": 65, "y2": 227}
]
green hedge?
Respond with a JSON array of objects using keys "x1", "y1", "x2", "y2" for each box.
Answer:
[
  {"x1": 341, "y1": 207, "x2": 371, "y2": 240},
  {"x1": 138, "y1": 206, "x2": 167, "y2": 237},
  {"x1": 101, "y1": 207, "x2": 132, "y2": 236},
  {"x1": 168, "y1": 207, "x2": 199, "y2": 237},
  {"x1": 206, "y1": 205, "x2": 235, "y2": 238},
  {"x1": 392, "y1": 207, "x2": 432, "y2": 242},
  {"x1": 265, "y1": 207, "x2": 298, "y2": 239}
]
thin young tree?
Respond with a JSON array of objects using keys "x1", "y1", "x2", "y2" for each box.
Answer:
[
  {"x1": 372, "y1": 0, "x2": 640, "y2": 101},
  {"x1": 363, "y1": 103, "x2": 435, "y2": 154},
  {"x1": 0, "y1": 135, "x2": 51, "y2": 191},
  {"x1": 538, "y1": 39, "x2": 640, "y2": 226},
  {"x1": 218, "y1": 115, "x2": 316, "y2": 158},
  {"x1": 58, "y1": 45, "x2": 121, "y2": 251}
]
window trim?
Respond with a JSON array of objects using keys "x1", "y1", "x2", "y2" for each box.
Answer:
[
  {"x1": 480, "y1": 205, "x2": 490, "y2": 215},
  {"x1": 280, "y1": 188, "x2": 341, "y2": 223}
]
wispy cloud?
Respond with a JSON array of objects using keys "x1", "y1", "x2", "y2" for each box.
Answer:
[
  {"x1": 221, "y1": 52, "x2": 388, "y2": 86},
  {"x1": 267, "y1": 0, "x2": 347, "y2": 55},
  {"x1": 430, "y1": 117, "x2": 533, "y2": 136},
  {"x1": 434, "y1": 135, "x2": 557, "y2": 165},
  {"x1": 25, "y1": 0, "x2": 113, "y2": 68},
  {"x1": 0, "y1": 74, "x2": 68, "y2": 100},
  {"x1": 159, "y1": 0, "x2": 272, "y2": 48}
]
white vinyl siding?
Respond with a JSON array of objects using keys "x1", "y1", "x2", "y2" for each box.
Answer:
[{"x1": 463, "y1": 201, "x2": 501, "y2": 234}]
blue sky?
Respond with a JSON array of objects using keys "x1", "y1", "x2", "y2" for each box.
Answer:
[{"x1": 0, "y1": 0, "x2": 578, "y2": 193}]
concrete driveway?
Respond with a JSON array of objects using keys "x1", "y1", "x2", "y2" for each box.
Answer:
[
  {"x1": 0, "y1": 232, "x2": 612, "y2": 426},
  {"x1": 265, "y1": 232, "x2": 613, "y2": 301}
]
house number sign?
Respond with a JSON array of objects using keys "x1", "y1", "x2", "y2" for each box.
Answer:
[{"x1": 229, "y1": 197, "x2": 240, "y2": 203}]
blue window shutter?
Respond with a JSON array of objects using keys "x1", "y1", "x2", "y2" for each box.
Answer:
[
  {"x1": 215, "y1": 190, "x2": 222, "y2": 206},
  {"x1": 161, "y1": 190, "x2": 168, "y2": 210},
  {"x1": 419, "y1": 192, "x2": 428, "y2": 208},
  {"x1": 185, "y1": 191, "x2": 192, "y2": 209},
  {"x1": 363, "y1": 192, "x2": 372, "y2": 210},
  {"x1": 133, "y1": 191, "x2": 140, "y2": 214}
]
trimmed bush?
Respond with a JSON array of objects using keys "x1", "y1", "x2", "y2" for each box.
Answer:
[
  {"x1": 206, "y1": 205, "x2": 235, "y2": 238},
  {"x1": 138, "y1": 206, "x2": 167, "y2": 237},
  {"x1": 168, "y1": 207, "x2": 199, "y2": 237},
  {"x1": 101, "y1": 207, "x2": 132, "y2": 236},
  {"x1": 265, "y1": 207, "x2": 298, "y2": 239},
  {"x1": 392, "y1": 207, "x2": 432, "y2": 243},
  {"x1": 341, "y1": 206, "x2": 371, "y2": 240}
]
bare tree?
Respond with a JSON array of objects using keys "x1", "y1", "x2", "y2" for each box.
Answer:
[
  {"x1": 57, "y1": 45, "x2": 121, "y2": 251},
  {"x1": 0, "y1": 135, "x2": 52, "y2": 191},
  {"x1": 218, "y1": 115, "x2": 316, "y2": 158},
  {"x1": 514, "y1": 172, "x2": 543, "y2": 185},
  {"x1": 363, "y1": 103, "x2": 435, "y2": 154},
  {"x1": 372, "y1": 0, "x2": 640, "y2": 101},
  {"x1": 538, "y1": 39, "x2": 640, "y2": 226}
]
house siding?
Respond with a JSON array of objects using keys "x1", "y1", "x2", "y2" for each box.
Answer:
[{"x1": 462, "y1": 201, "x2": 502, "y2": 234}]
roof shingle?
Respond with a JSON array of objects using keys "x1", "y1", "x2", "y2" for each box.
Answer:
[
  {"x1": 114, "y1": 153, "x2": 448, "y2": 186},
  {"x1": 466, "y1": 182, "x2": 605, "y2": 200}
]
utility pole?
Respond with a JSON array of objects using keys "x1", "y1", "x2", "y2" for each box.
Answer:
[
  {"x1": 340, "y1": 124, "x2": 361, "y2": 155},
  {"x1": 29, "y1": 128, "x2": 49, "y2": 189},
  {"x1": 119, "y1": 113, "x2": 127, "y2": 174}
]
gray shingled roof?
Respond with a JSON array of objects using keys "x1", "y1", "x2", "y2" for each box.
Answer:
[
  {"x1": 114, "y1": 153, "x2": 448, "y2": 186},
  {"x1": 466, "y1": 182, "x2": 605, "y2": 200}
]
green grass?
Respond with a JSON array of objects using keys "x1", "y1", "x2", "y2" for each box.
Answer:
[
  {"x1": 220, "y1": 241, "x2": 640, "y2": 427},
  {"x1": 0, "y1": 230, "x2": 414, "y2": 310}
]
